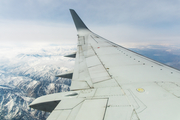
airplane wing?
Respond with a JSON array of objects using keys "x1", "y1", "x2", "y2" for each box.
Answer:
[{"x1": 30, "y1": 9, "x2": 180, "y2": 120}]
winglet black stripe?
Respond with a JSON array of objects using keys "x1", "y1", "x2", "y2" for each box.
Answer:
[{"x1": 69, "y1": 9, "x2": 89, "y2": 31}]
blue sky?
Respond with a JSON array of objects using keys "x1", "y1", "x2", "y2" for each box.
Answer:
[{"x1": 1, "y1": 0, "x2": 180, "y2": 47}]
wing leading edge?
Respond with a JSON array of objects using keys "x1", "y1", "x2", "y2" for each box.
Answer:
[{"x1": 30, "y1": 9, "x2": 180, "y2": 120}]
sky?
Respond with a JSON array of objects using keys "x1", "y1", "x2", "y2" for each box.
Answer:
[{"x1": 1, "y1": 0, "x2": 180, "y2": 48}]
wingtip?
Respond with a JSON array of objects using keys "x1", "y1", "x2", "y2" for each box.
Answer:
[
  {"x1": 69, "y1": 9, "x2": 89, "y2": 31},
  {"x1": 69, "y1": 9, "x2": 74, "y2": 12}
]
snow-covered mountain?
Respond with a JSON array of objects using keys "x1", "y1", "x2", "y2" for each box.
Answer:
[{"x1": 0, "y1": 44, "x2": 76, "y2": 119}]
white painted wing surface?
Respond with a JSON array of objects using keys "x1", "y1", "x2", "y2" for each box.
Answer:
[{"x1": 30, "y1": 9, "x2": 180, "y2": 120}]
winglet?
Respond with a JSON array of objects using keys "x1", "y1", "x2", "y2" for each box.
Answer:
[{"x1": 70, "y1": 9, "x2": 89, "y2": 31}]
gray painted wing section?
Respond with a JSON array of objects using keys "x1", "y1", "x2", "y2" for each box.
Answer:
[{"x1": 70, "y1": 9, "x2": 89, "y2": 31}]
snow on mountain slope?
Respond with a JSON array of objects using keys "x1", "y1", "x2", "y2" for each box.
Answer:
[{"x1": 0, "y1": 44, "x2": 76, "y2": 119}]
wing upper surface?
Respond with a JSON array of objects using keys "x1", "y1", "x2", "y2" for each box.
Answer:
[{"x1": 68, "y1": 9, "x2": 180, "y2": 120}]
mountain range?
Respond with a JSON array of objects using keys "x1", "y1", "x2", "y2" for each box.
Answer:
[
  {"x1": 0, "y1": 44, "x2": 180, "y2": 119},
  {"x1": 0, "y1": 44, "x2": 75, "y2": 120}
]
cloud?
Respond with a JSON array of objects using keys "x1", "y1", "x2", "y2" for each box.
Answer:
[
  {"x1": 1, "y1": 19, "x2": 180, "y2": 47},
  {"x1": 0, "y1": 0, "x2": 180, "y2": 47},
  {"x1": 0, "y1": 20, "x2": 77, "y2": 44},
  {"x1": 1, "y1": 0, "x2": 180, "y2": 24},
  {"x1": 91, "y1": 24, "x2": 180, "y2": 47}
]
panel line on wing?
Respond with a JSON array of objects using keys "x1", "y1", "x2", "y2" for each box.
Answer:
[
  {"x1": 90, "y1": 35, "x2": 98, "y2": 43},
  {"x1": 83, "y1": 45, "x2": 113, "y2": 83},
  {"x1": 90, "y1": 46, "x2": 112, "y2": 78}
]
